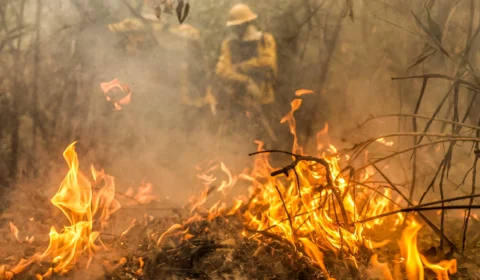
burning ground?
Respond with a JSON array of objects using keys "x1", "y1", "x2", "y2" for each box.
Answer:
[{"x1": 0, "y1": 90, "x2": 479, "y2": 280}]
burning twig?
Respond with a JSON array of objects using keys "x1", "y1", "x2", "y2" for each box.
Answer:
[
  {"x1": 249, "y1": 150, "x2": 333, "y2": 192},
  {"x1": 250, "y1": 149, "x2": 353, "y2": 237},
  {"x1": 274, "y1": 185, "x2": 294, "y2": 242}
]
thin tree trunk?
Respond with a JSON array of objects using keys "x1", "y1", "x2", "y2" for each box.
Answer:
[
  {"x1": 29, "y1": 0, "x2": 42, "y2": 177},
  {"x1": 10, "y1": 0, "x2": 26, "y2": 181}
]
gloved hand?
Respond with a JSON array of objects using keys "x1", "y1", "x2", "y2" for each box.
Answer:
[{"x1": 246, "y1": 79, "x2": 262, "y2": 99}]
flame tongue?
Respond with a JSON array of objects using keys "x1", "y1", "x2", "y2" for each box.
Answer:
[
  {"x1": 38, "y1": 142, "x2": 120, "y2": 275},
  {"x1": 398, "y1": 219, "x2": 424, "y2": 280},
  {"x1": 51, "y1": 142, "x2": 92, "y2": 226},
  {"x1": 398, "y1": 219, "x2": 457, "y2": 280}
]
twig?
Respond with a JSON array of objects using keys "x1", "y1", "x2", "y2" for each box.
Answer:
[
  {"x1": 348, "y1": 133, "x2": 479, "y2": 165},
  {"x1": 249, "y1": 150, "x2": 331, "y2": 196},
  {"x1": 274, "y1": 185, "x2": 294, "y2": 241},
  {"x1": 356, "y1": 182, "x2": 401, "y2": 207},
  {"x1": 419, "y1": 158, "x2": 445, "y2": 204},
  {"x1": 462, "y1": 118, "x2": 480, "y2": 252},
  {"x1": 359, "y1": 185, "x2": 382, "y2": 220},
  {"x1": 356, "y1": 194, "x2": 480, "y2": 224},
  {"x1": 455, "y1": 166, "x2": 475, "y2": 190},
  {"x1": 297, "y1": 1, "x2": 326, "y2": 30},
  {"x1": 438, "y1": 156, "x2": 448, "y2": 249},
  {"x1": 304, "y1": 4, "x2": 345, "y2": 144},
  {"x1": 400, "y1": 205, "x2": 480, "y2": 213},
  {"x1": 355, "y1": 138, "x2": 480, "y2": 172},
  {"x1": 392, "y1": 74, "x2": 480, "y2": 92},
  {"x1": 357, "y1": 113, "x2": 480, "y2": 131},
  {"x1": 411, "y1": 78, "x2": 428, "y2": 200},
  {"x1": 244, "y1": 228, "x2": 295, "y2": 250}
]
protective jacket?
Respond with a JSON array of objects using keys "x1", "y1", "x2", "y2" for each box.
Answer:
[{"x1": 215, "y1": 31, "x2": 277, "y2": 106}]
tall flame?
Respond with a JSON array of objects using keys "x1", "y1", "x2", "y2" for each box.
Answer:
[
  {"x1": 398, "y1": 219, "x2": 424, "y2": 280},
  {"x1": 3, "y1": 142, "x2": 121, "y2": 278},
  {"x1": 398, "y1": 218, "x2": 457, "y2": 280}
]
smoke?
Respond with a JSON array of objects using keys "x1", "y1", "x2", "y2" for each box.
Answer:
[{"x1": 1, "y1": 0, "x2": 479, "y2": 229}]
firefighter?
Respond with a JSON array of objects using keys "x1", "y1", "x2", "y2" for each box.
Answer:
[
  {"x1": 169, "y1": 24, "x2": 217, "y2": 133},
  {"x1": 215, "y1": 3, "x2": 278, "y2": 144},
  {"x1": 107, "y1": 9, "x2": 165, "y2": 56}
]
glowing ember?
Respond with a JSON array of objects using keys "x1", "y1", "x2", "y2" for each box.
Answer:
[{"x1": 376, "y1": 137, "x2": 394, "y2": 147}]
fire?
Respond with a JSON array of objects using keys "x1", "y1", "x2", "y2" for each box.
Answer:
[
  {"x1": 366, "y1": 254, "x2": 394, "y2": 280},
  {"x1": 398, "y1": 219, "x2": 424, "y2": 280},
  {"x1": 39, "y1": 142, "x2": 121, "y2": 276},
  {"x1": 398, "y1": 218, "x2": 457, "y2": 280},
  {"x1": 1, "y1": 87, "x2": 459, "y2": 278},
  {"x1": 420, "y1": 256, "x2": 457, "y2": 280},
  {"x1": 376, "y1": 137, "x2": 394, "y2": 147},
  {"x1": 9, "y1": 222, "x2": 20, "y2": 243},
  {"x1": 3, "y1": 142, "x2": 121, "y2": 278},
  {"x1": 179, "y1": 89, "x2": 457, "y2": 278},
  {"x1": 280, "y1": 98, "x2": 303, "y2": 154}
]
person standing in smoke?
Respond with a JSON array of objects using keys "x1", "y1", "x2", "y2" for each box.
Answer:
[
  {"x1": 215, "y1": 3, "x2": 279, "y2": 146},
  {"x1": 170, "y1": 24, "x2": 217, "y2": 134}
]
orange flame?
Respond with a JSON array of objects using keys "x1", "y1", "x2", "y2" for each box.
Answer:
[
  {"x1": 295, "y1": 89, "x2": 314, "y2": 96},
  {"x1": 280, "y1": 98, "x2": 303, "y2": 154},
  {"x1": 299, "y1": 238, "x2": 335, "y2": 280},
  {"x1": 9, "y1": 222, "x2": 20, "y2": 243},
  {"x1": 4, "y1": 142, "x2": 122, "y2": 278},
  {"x1": 398, "y1": 219, "x2": 424, "y2": 280},
  {"x1": 420, "y1": 256, "x2": 457, "y2": 280},
  {"x1": 398, "y1": 219, "x2": 457, "y2": 280},
  {"x1": 154, "y1": 89, "x2": 457, "y2": 279},
  {"x1": 367, "y1": 254, "x2": 394, "y2": 280}
]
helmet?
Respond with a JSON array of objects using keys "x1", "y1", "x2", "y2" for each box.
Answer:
[{"x1": 226, "y1": 4, "x2": 257, "y2": 26}]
